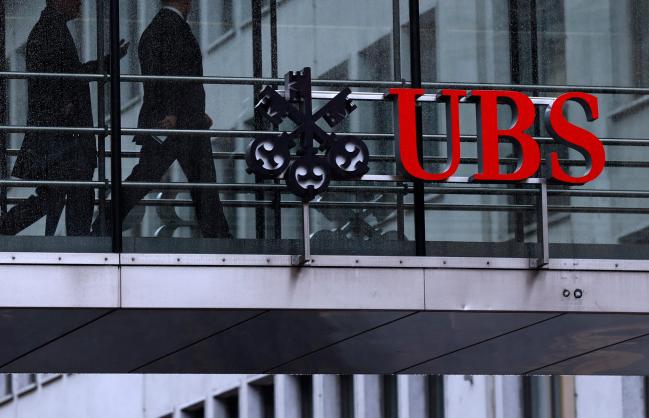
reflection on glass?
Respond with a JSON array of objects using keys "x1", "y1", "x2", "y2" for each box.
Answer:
[
  {"x1": 116, "y1": 1, "x2": 232, "y2": 243},
  {"x1": 0, "y1": 0, "x2": 111, "y2": 251},
  {"x1": 277, "y1": 0, "x2": 394, "y2": 81}
]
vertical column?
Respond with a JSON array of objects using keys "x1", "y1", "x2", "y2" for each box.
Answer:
[
  {"x1": 252, "y1": 0, "x2": 266, "y2": 240},
  {"x1": 275, "y1": 376, "x2": 300, "y2": 418},
  {"x1": 0, "y1": 0, "x2": 6, "y2": 216},
  {"x1": 408, "y1": 0, "x2": 426, "y2": 256},
  {"x1": 393, "y1": 0, "x2": 405, "y2": 241},
  {"x1": 269, "y1": 0, "x2": 282, "y2": 240},
  {"x1": 532, "y1": 181, "x2": 549, "y2": 268},
  {"x1": 97, "y1": 0, "x2": 107, "y2": 235},
  {"x1": 109, "y1": 0, "x2": 122, "y2": 252}
]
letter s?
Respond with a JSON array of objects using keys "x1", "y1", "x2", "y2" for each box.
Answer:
[{"x1": 544, "y1": 92, "x2": 605, "y2": 184}]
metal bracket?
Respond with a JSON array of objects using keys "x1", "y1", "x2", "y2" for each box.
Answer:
[
  {"x1": 530, "y1": 181, "x2": 549, "y2": 269},
  {"x1": 292, "y1": 202, "x2": 312, "y2": 266}
]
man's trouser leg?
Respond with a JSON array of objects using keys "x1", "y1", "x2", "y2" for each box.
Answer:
[
  {"x1": 0, "y1": 186, "x2": 62, "y2": 235},
  {"x1": 93, "y1": 138, "x2": 177, "y2": 234},
  {"x1": 64, "y1": 168, "x2": 96, "y2": 236},
  {"x1": 44, "y1": 186, "x2": 66, "y2": 236},
  {"x1": 177, "y1": 136, "x2": 231, "y2": 239}
]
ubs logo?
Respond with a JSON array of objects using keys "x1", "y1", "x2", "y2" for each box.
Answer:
[
  {"x1": 247, "y1": 68, "x2": 606, "y2": 201},
  {"x1": 246, "y1": 67, "x2": 370, "y2": 201}
]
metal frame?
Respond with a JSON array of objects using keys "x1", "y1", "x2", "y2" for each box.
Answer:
[
  {"x1": 407, "y1": 0, "x2": 426, "y2": 256},
  {"x1": 109, "y1": 0, "x2": 122, "y2": 252},
  {"x1": 0, "y1": 252, "x2": 646, "y2": 272}
]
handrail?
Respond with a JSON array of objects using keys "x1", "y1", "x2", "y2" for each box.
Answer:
[
  {"x1": 2, "y1": 179, "x2": 649, "y2": 200},
  {"x1": 2, "y1": 70, "x2": 649, "y2": 95},
  {"x1": 3, "y1": 192, "x2": 649, "y2": 215},
  {"x1": 1, "y1": 125, "x2": 649, "y2": 147}
]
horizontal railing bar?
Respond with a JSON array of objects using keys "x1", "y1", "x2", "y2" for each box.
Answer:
[
  {"x1": 421, "y1": 81, "x2": 649, "y2": 95},
  {"x1": 120, "y1": 74, "x2": 406, "y2": 88},
  {"x1": 3, "y1": 71, "x2": 649, "y2": 95},
  {"x1": 0, "y1": 71, "x2": 106, "y2": 81},
  {"x1": 3, "y1": 179, "x2": 649, "y2": 199},
  {"x1": 5, "y1": 147, "x2": 647, "y2": 169},
  {"x1": 2, "y1": 125, "x2": 649, "y2": 147},
  {"x1": 121, "y1": 177, "x2": 547, "y2": 187},
  {"x1": 0, "y1": 126, "x2": 106, "y2": 134},
  {"x1": 5, "y1": 194, "x2": 649, "y2": 214},
  {"x1": 309, "y1": 90, "x2": 555, "y2": 105},
  {"x1": 0, "y1": 180, "x2": 106, "y2": 188}
]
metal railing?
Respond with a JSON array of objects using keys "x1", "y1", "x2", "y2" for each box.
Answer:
[{"x1": 1, "y1": 0, "x2": 649, "y2": 266}]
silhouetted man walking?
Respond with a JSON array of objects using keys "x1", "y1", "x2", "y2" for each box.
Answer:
[
  {"x1": 0, "y1": 0, "x2": 127, "y2": 236},
  {"x1": 97, "y1": 0, "x2": 231, "y2": 238}
]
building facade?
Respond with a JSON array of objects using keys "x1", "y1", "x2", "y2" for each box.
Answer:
[{"x1": 0, "y1": 373, "x2": 647, "y2": 418}]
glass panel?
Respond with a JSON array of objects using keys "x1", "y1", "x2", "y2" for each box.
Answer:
[
  {"x1": 276, "y1": 0, "x2": 395, "y2": 82},
  {"x1": 273, "y1": 0, "x2": 415, "y2": 256},
  {"x1": 310, "y1": 93, "x2": 414, "y2": 256},
  {"x1": 0, "y1": 0, "x2": 111, "y2": 251},
  {"x1": 421, "y1": 97, "x2": 538, "y2": 258},
  {"x1": 116, "y1": 0, "x2": 248, "y2": 254},
  {"x1": 114, "y1": 0, "x2": 413, "y2": 256},
  {"x1": 416, "y1": 0, "x2": 649, "y2": 260}
]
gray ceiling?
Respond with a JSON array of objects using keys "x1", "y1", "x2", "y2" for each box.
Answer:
[{"x1": 2, "y1": 309, "x2": 649, "y2": 374}]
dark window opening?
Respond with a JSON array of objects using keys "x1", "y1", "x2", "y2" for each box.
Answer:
[
  {"x1": 427, "y1": 376, "x2": 445, "y2": 418},
  {"x1": 298, "y1": 376, "x2": 314, "y2": 418},
  {"x1": 216, "y1": 390, "x2": 239, "y2": 418},
  {"x1": 251, "y1": 379, "x2": 275, "y2": 418},
  {"x1": 0, "y1": 374, "x2": 11, "y2": 397},
  {"x1": 181, "y1": 402, "x2": 205, "y2": 418},
  {"x1": 382, "y1": 375, "x2": 399, "y2": 418},
  {"x1": 340, "y1": 375, "x2": 355, "y2": 418}
]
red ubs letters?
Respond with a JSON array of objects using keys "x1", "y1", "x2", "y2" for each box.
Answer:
[{"x1": 389, "y1": 89, "x2": 606, "y2": 184}]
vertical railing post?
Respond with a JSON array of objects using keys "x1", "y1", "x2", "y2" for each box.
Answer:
[
  {"x1": 531, "y1": 181, "x2": 549, "y2": 268},
  {"x1": 97, "y1": 0, "x2": 107, "y2": 235},
  {"x1": 252, "y1": 0, "x2": 266, "y2": 240},
  {"x1": 109, "y1": 0, "x2": 122, "y2": 253},
  {"x1": 392, "y1": 0, "x2": 401, "y2": 82},
  {"x1": 270, "y1": 0, "x2": 282, "y2": 240},
  {"x1": 392, "y1": 0, "x2": 406, "y2": 241},
  {"x1": 0, "y1": 0, "x2": 7, "y2": 217},
  {"x1": 407, "y1": 0, "x2": 426, "y2": 256},
  {"x1": 292, "y1": 202, "x2": 311, "y2": 266}
]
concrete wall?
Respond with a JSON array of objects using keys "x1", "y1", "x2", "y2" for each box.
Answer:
[{"x1": 0, "y1": 374, "x2": 646, "y2": 418}]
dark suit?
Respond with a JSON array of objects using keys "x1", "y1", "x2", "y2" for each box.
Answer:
[
  {"x1": 118, "y1": 8, "x2": 230, "y2": 238},
  {"x1": 0, "y1": 7, "x2": 97, "y2": 236}
]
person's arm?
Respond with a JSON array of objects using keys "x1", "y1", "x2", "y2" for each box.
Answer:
[
  {"x1": 79, "y1": 39, "x2": 129, "y2": 74},
  {"x1": 156, "y1": 34, "x2": 211, "y2": 130},
  {"x1": 140, "y1": 32, "x2": 184, "y2": 125}
]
